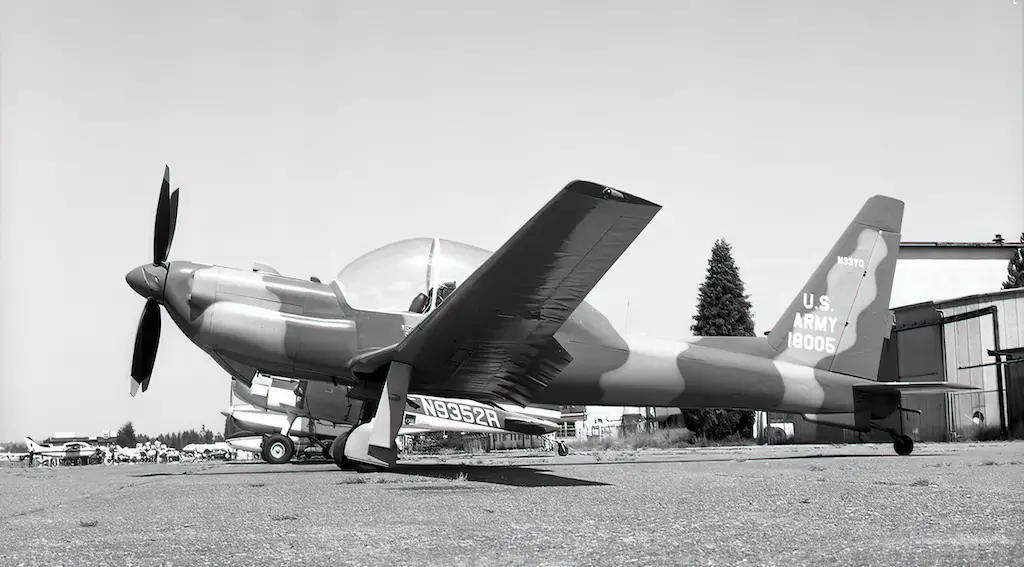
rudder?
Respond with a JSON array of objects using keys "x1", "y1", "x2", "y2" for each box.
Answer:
[{"x1": 766, "y1": 195, "x2": 904, "y2": 379}]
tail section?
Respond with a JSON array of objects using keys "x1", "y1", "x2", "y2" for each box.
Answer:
[
  {"x1": 766, "y1": 195, "x2": 904, "y2": 379},
  {"x1": 24, "y1": 437, "x2": 44, "y2": 453}
]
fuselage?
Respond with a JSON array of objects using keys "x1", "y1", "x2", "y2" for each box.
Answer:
[{"x1": 158, "y1": 261, "x2": 876, "y2": 417}]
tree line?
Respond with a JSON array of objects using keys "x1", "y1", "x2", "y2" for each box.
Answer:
[{"x1": 115, "y1": 421, "x2": 224, "y2": 449}]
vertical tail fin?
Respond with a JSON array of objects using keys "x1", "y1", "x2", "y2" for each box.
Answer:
[
  {"x1": 766, "y1": 195, "x2": 904, "y2": 379},
  {"x1": 24, "y1": 437, "x2": 43, "y2": 453}
]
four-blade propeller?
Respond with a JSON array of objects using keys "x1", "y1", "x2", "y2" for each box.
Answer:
[{"x1": 126, "y1": 166, "x2": 179, "y2": 397}]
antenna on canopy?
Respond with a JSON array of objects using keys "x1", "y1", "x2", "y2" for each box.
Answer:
[{"x1": 428, "y1": 237, "x2": 442, "y2": 311}]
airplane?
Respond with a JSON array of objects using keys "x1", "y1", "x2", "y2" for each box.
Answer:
[
  {"x1": 24, "y1": 437, "x2": 102, "y2": 466},
  {"x1": 220, "y1": 372, "x2": 564, "y2": 464},
  {"x1": 125, "y1": 167, "x2": 979, "y2": 471}
]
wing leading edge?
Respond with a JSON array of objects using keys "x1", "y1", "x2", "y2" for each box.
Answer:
[{"x1": 392, "y1": 180, "x2": 661, "y2": 406}]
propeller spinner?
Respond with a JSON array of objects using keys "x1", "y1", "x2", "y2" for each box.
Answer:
[{"x1": 125, "y1": 166, "x2": 180, "y2": 396}]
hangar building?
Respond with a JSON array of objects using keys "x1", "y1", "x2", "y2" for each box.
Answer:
[{"x1": 776, "y1": 287, "x2": 1024, "y2": 444}]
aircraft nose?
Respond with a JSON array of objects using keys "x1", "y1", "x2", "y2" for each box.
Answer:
[
  {"x1": 125, "y1": 264, "x2": 167, "y2": 299},
  {"x1": 126, "y1": 266, "x2": 149, "y2": 297}
]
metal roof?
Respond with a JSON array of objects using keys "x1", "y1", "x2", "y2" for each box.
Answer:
[{"x1": 899, "y1": 241, "x2": 1022, "y2": 260}]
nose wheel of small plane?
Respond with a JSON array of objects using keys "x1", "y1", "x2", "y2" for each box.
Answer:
[{"x1": 262, "y1": 433, "x2": 295, "y2": 465}]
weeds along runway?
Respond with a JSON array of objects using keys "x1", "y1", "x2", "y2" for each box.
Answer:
[{"x1": 1, "y1": 442, "x2": 1022, "y2": 567}]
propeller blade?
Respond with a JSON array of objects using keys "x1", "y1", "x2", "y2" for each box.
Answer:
[
  {"x1": 130, "y1": 298, "x2": 161, "y2": 396},
  {"x1": 153, "y1": 166, "x2": 173, "y2": 264},
  {"x1": 167, "y1": 187, "x2": 179, "y2": 260}
]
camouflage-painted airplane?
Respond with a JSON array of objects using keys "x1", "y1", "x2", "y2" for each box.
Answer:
[
  {"x1": 126, "y1": 167, "x2": 977, "y2": 471},
  {"x1": 222, "y1": 373, "x2": 564, "y2": 464}
]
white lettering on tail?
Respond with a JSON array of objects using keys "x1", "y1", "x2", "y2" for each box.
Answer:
[{"x1": 836, "y1": 256, "x2": 865, "y2": 269}]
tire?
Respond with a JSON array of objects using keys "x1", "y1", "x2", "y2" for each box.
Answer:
[
  {"x1": 330, "y1": 432, "x2": 351, "y2": 470},
  {"x1": 262, "y1": 433, "x2": 295, "y2": 464},
  {"x1": 893, "y1": 434, "x2": 914, "y2": 456}
]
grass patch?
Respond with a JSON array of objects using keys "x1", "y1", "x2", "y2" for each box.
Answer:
[
  {"x1": 809, "y1": 464, "x2": 826, "y2": 472},
  {"x1": 271, "y1": 514, "x2": 299, "y2": 522},
  {"x1": 248, "y1": 482, "x2": 267, "y2": 487},
  {"x1": 454, "y1": 471, "x2": 469, "y2": 482},
  {"x1": 957, "y1": 424, "x2": 1009, "y2": 442},
  {"x1": 78, "y1": 519, "x2": 99, "y2": 528},
  {"x1": 909, "y1": 478, "x2": 932, "y2": 487},
  {"x1": 570, "y1": 428, "x2": 756, "y2": 452}
]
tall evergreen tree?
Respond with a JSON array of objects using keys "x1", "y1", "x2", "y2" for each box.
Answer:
[
  {"x1": 682, "y1": 239, "x2": 756, "y2": 439},
  {"x1": 1001, "y1": 233, "x2": 1024, "y2": 290},
  {"x1": 116, "y1": 421, "x2": 138, "y2": 447}
]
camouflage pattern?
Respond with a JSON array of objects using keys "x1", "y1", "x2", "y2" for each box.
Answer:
[{"x1": 126, "y1": 168, "x2": 973, "y2": 464}]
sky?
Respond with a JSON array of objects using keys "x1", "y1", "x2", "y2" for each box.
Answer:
[{"x1": 1, "y1": 0, "x2": 1021, "y2": 441}]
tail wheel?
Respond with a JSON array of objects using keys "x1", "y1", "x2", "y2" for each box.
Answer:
[
  {"x1": 262, "y1": 433, "x2": 295, "y2": 464},
  {"x1": 893, "y1": 434, "x2": 914, "y2": 456},
  {"x1": 557, "y1": 442, "x2": 570, "y2": 457}
]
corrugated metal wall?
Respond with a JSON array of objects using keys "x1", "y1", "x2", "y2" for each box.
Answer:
[{"x1": 937, "y1": 290, "x2": 1024, "y2": 438}]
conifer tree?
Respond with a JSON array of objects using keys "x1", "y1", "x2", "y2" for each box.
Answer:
[
  {"x1": 1002, "y1": 233, "x2": 1024, "y2": 290},
  {"x1": 116, "y1": 421, "x2": 138, "y2": 447},
  {"x1": 682, "y1": 239, "x2": 756, "y2": 439}
]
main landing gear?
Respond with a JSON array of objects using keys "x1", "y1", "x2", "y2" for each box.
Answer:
[
  {"x1": 556, "y1": 440, "x2": 570, "y2": 457},
  {"x1": 329, "y1": 362, "x2": 412, "y2": 473},
  {"x1": 262, "y1": 433, "x2": 295, "y2": 464}
]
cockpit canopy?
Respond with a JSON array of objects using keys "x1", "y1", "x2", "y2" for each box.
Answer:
[{"x1": 334, "y1": 237, "x2": 492, "y2": 314}]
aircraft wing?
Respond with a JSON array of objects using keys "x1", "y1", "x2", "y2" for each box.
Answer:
[
  {"x1": 392, "y1": 180, "x2": 661, "y2": 406},
  {"x1": 854, "y1": 381, "x2": 981, "y2": 395}
]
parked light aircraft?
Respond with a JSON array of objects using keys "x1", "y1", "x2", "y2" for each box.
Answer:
[
  {"x1": 125, "y1": 167, "x2": 978, "y2": 470},
  {"x1": 24, "y1": 438, "x2": 102, "y2": 465},
  {"x1": 221, "y1": 373, "x2": 563, "y2": 463}
]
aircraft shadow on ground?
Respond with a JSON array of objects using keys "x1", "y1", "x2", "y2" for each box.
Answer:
[
  {"x1": 129, "y1": 461, "x2": 610, "y2": 487},
  {"x1": 536, "y1": 451, "x2": 903, "y2": 469},
  {"x1": 387, "y1": 464, "x2": 610, "y2": 488}
]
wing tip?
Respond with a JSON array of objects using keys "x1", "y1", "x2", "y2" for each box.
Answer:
[{"x1": 565, "y1": 180, "x2": 662, "y2": 210}]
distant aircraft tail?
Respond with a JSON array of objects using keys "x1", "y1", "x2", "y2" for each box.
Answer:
[
  {"x1": 765, "y1": 195, "x2": 904, "y2": 380},
  {"x1": 24, "y1": 437, "x2": 44, "y2": 453}
]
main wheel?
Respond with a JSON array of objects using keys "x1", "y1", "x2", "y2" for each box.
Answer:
[
  {"x1": 893, "y1": 434, "x2": 914, "y2": 456},
  {"x1": 330, "y1": 432, "x2": 351, "y2": 470},
  {"x1": 262, "y1": 433, "x2": 295, "y2": 464}
]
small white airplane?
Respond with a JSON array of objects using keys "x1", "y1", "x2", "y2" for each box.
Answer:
[
  {"x1": 24, "y1": 437, "x2": 102, "y2": 465},
  {"x1": 222, "y1": 373, "x2": 565, "y2": 464},
  {"x1": 181, "y1": 441, "x2": 236, "y2": 460}
]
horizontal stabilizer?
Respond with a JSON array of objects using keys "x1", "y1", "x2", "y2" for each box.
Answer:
[{"x1": 854, "y1": 382, "x2": 980, "y2": 395}]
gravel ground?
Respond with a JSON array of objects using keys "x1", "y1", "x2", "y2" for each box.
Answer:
[{"x1": 0, "y1": 441, "x2": 1022, "y2": 567}]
